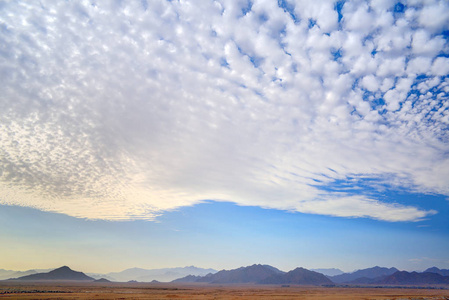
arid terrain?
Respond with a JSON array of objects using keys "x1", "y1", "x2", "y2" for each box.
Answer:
[{"x1": 0, "y1": 281, "x2": 448, "y2": 300}]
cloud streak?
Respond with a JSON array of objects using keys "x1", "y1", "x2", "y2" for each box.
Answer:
[{"x1": 0, "y1": 0, "x2": 448, "y2": 221}]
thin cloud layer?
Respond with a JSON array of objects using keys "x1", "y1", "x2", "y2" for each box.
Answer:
[{"x1": 0, "y1": 0, "x2": 448, "y2": 221}]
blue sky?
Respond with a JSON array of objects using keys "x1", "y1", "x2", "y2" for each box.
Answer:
[
  {"x1": 0, "y1": 0, "x2": 449, "y2": 273},
  {"x1": 1, "y1": 197, "x2": 449, "y2": 273}
]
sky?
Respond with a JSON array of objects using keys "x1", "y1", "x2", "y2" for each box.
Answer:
[{"x1": 0, "y1": 0, "x2": 448, "y2": 274}]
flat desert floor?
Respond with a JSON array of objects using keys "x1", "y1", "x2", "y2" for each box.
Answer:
[{"x1": 1, "y1": 282, "x2": 448, "y2": 299}]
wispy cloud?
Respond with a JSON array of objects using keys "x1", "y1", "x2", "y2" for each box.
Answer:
[
  {"x1": 0, "y1": 0, "x2": 448, "y2": 221},
  {"x1": 409, "y1": 257, "x2": 449, "y2": 267}
]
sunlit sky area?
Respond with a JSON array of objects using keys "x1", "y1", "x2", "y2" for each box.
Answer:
[{"x1": 1, "y1": 0, "x2": 448, "y2": 273}]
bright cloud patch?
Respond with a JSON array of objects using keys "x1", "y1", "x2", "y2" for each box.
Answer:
[{"x1": 0, "y1": 0, "x2": 448, "y2": 221}]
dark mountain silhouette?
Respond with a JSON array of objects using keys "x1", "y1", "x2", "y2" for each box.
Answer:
[
  {"x1": 94, "y1": 278, "x2": 111, "y2": 283},
  {"x1": 206, "y1": 264, "x2": 284, "y2": 284},
  {"x1": 194, "y1": 272, "x2": 215, "y2": 282},
  {"x1": 259, "y1": 267, "x2": 333, "y2": 285},
  {"x1": 425, "y1": 267, "x2": 449, "y2": 277},
  {"x1": 13, "y1": 266, "x2": 94, "y2": 281},
  {"x1": 172, "y1": 274, "x2": 204, "y2": 283},
  {"x1": 311, "y1": 268, "x2": 344, "y2": 276},
  {"x1": 179, "y1": 264, "x2": 284, "y2": 284},
  {"x1": 346, "y1": 276, "x2": 386, "y2": 284},
  {"x1": 377, "y1": 271, "x2": 449, "y2": 285},
  {"x1": 330, "y1": 266, "x2": 398, "y2": 283}
]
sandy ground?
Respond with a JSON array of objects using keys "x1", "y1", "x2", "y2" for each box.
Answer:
[{"x1": 0, "y1": 281, "x2": 448, "y2": 299}]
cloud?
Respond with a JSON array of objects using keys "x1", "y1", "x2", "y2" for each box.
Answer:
[
  {"x1": 431, "y1": 57, "x2": 449, "y2": 76},
  {"x1": 0, "y1": 0, "x2": 448, "y2": 222},
  {"x1": 406, "y1": 57, "x2": 432, "y2": 74},
  {"x1": 418, "y1": 0, "x2": 449, "y2": 32},
  {"x1": 412, "y1": 30, "x2": 446, "y2": 57}
]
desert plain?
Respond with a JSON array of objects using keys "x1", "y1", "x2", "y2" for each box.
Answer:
[{"x1": 1, "y1": 282, "x2": 449, "y2": 300}]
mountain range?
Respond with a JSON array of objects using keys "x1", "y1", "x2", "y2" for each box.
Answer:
[
  {"x1": 328, "y1": 268, "x2": 449, "y2": 286},
  {"x1": 378, "y1": 271, "x2": 449, "y2": 285},
  {"x1": 175, "y1": 264, "x2": 333, "y2": 285},
  {"x1": 328, "y1": 267, "x2": 449, "y2": 286},
  {"x1": 329, "y1": 266, "x2": 399, "y2": 283},
  {"x1": 259, "y1": 267, "x2": 333, "y2": 285},
  {"x1": 0, "y1": 268, "x2": 53, "y2": 281},
  {"x1": 310, "y1": 268, "x2": 344, "y2": 276},
  {"x1": 194, "y1": 264, "x2": 284, "y2": 284},
  {"x1": 0, "y1": 269, "x2": 38, "y2": 281},
  {"x1": 174, "y1": 265, "x2": 449, "y2": 286},
  {"x1": 3, "y1": 265, "x2": 449, "y2": 286},
  {"x1": 1, "y1": 266, "x2": 217, "y2": 282},
  {"x1": 424, "y1": 267, "x2": 449, "y2": 277},
  {"x1": 11, "y1": 266, "x2": 93, "y2": 281},
  {"x1": 105, "y1": 266, "x2": 217, "y2": 282}
]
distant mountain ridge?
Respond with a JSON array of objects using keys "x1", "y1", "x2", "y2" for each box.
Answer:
[
  {"x1": 425, "y1": 267, "x2": 449, "y2": 277},
  {"x1": 330, "y1": 268, "x2": 449, "y2": 286},
  {"x1": 94, "y1": 278, "x2": 112, "y2": 283},
  {"x1": 174, "y1": 264, "x2": 283, "y2": 284},
  {"x1": 195, "y1": 264, "x2": 284, "y2": 284},
  {"x1": 330, "y1": 266, "x2": 399, "y2": 283},
  {"x1": 12, "y1": 266, "x2": 94, "y2": 281},
  {"x1": 260, "y1": 267, "x2": 333, "y2": 285},
  {"x1": 311, "y1": 268, "x2": 344, "y2": 276},
  {"x1": 86, "y1": 273, "x2": 116, "y2": 281},
  {"x1": 378, "y1": 271, "x2": 449, "y2": 285},
  {"x1": 0, "y1": 269, "x2": 38, "y2": 281},
  {"x1": 3, "y1": 265, "x2": 449, "y2": 286},
  {"x1": 106, "y1": 266, "x2": 217, "y2": 282},
  {"x1": 0, "y1": 268, "x2": 55, "y2": 281},
  {"x1": 174, "y1": 265, "x2": 331, "y2": 285},
  {"x1": 172, "y1": 274, "x2": 203, "y2": 283}
]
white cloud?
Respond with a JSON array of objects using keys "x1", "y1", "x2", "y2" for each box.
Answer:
[
  {"x1": 375, "y1": 20, "x2": 412, "y2": 54},
  {"x1": 343, "y1": 2, "x2": 374, "y2": 35},
  {"x1": 412, "y1": 30, "x2": 446, "y2": 57},
  {"x1": 361, "y1": 75, "x2": 379, "y2": 92},
  {"x1": 376, "y1": 57, "x2": 406, "y2": 78},
  {"x1": 431, "y1": 57, "x2": 449, "y2": 76},
  {"x1": 296, "y1": 195, "x2": 436, "y2": 222},
  {"x1": 294, "y1": 1, "x2": 339, "y2": 33},
  {"x1": 407, "y1": 57, "x2": 432, "y2": 74},
  {"x1": 370, "y1": 0, "x2": 393, "y2": 12},
  {"x1": 380, "y1": 77, "x2": 395, "y2": 92},
  {"x1": 384, "y1": 89, "x2": 404, "y2": 111},
  {"x1": 0, "y1": 0, "x2": 448, "y2": 222},
  {"x1": 418, "y1": 0, "x2": 449, "y2": 32}
]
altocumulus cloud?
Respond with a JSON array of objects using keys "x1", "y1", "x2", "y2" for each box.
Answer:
[{"x1": 0, "y1": 0, "x2": 448, "y2": 221}]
